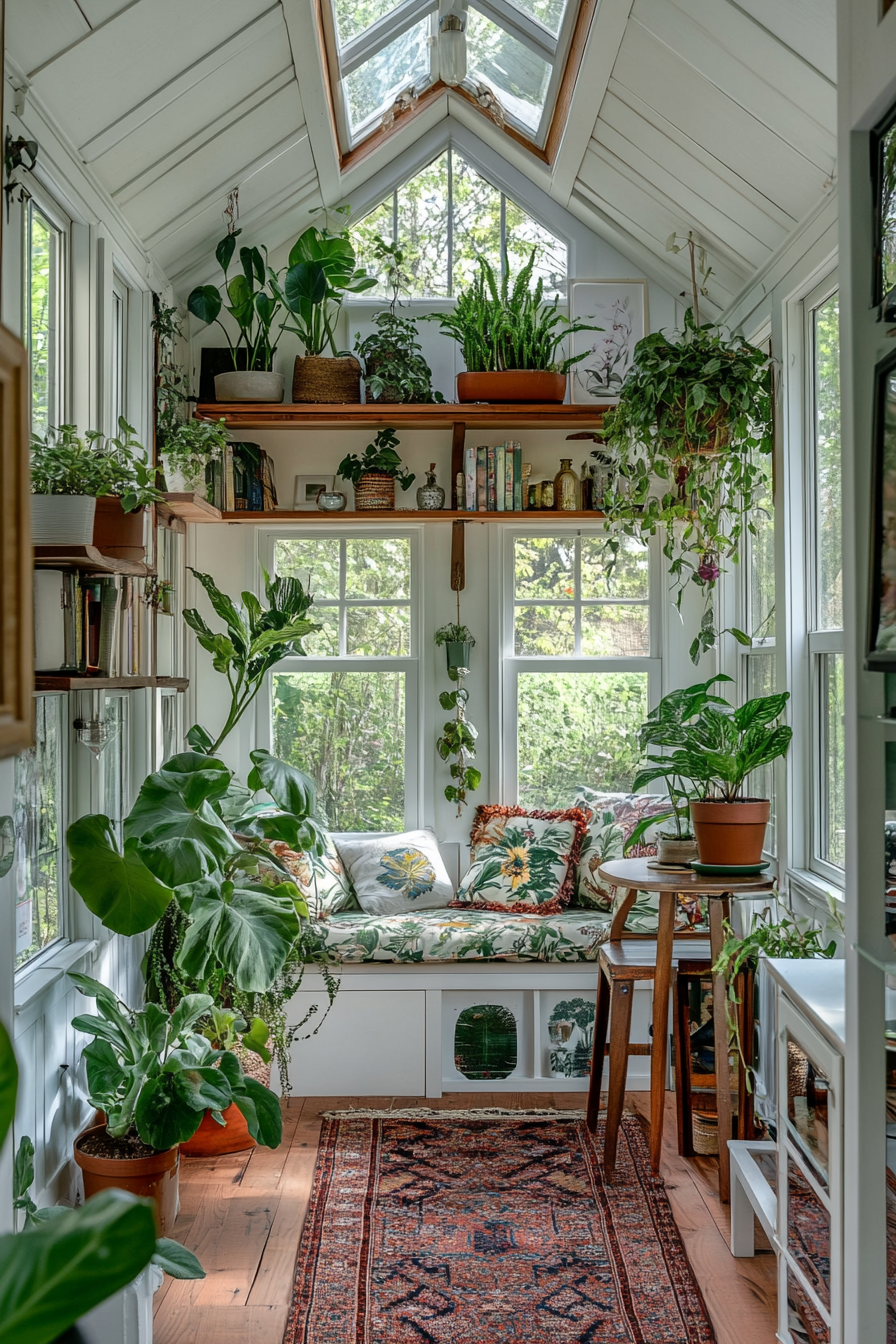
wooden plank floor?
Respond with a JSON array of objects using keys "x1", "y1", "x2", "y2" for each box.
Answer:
[{"x1": 153, "y1": 1092, "x2": 777, "y2": 1344}]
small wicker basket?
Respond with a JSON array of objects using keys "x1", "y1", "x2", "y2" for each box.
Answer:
[
  {"x1": 354, "y1": 471, "x2": 395, "y2": 510},
  {"x1": 692, "y1": 1111, "x2": 718, "y2": 1155},
  {"x1": 293, "y1": 354, "x2": 362, "y2": 404}
]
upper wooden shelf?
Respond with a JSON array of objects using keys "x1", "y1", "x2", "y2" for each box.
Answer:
[
  {"x1": 33, "y1": 545, "x2": 150, "y2": 576},
  {"x1": 159, "y1": 493, "x2": 222, "y2": 523},
  {"x1": 218, "y1": 509, "x2": 606, "y2": 523},
  {"x1": 34, "y1": 674, "x2": 190, "y2": 692},
  {"x1": 194, "y1": 402, "x2": 609, "y2": 431}
]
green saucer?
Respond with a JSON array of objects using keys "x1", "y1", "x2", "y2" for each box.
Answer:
[{"x1": 690, "y1": 860, "x2": 771, "y2": 876}]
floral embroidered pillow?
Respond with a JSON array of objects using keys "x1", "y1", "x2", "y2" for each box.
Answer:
[
  {"x1": 270, "y1": 833, "x2": 359, "y2": 919},
  {"x1": 574, "y1": 793, "x2": 672, "y2": 911},
  {"x1": 336, "y1": 830, "x2": 454, "y2": 916},
  {"x1": 451, "y1": 805, "x2": 588, "y2": 915}
]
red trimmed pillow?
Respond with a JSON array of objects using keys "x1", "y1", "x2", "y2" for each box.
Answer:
[{"x1": 450, "y1": 804, "x2": 588, "y2": 915}]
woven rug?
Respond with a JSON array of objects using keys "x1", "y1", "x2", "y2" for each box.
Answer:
[{"x1": 283, "y1": 1107, "x2": 716, "y2": 1343}]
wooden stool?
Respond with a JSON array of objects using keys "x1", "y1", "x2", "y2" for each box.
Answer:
[{"x1": 586, "y1": 937, "x2": 712, "y2": 1174}]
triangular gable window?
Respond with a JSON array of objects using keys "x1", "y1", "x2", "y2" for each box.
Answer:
[
  {"x1": 350, "y1": 146, "x2": 567, "y2": 298},
  {"x1": 321, "y1": 0, "x2": 585, "y2": 157}
]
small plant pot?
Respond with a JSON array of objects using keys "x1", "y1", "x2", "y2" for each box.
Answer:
[
  {"x1": 73, "y1": 1125, "x2": 179, "y2": 1236},
  {"x1": 92, "y1": 497, "x2": 146, "y2": 560},
  {"x1": 354, "y1": 471, "x2": 395, "y2": 510},
  {"x1": 180, "y1": 1103, "x2": 255, "y2": 1157},
  {"x1": 456, "y1": 370, "x2": 566, "y2": 404},
  {"x1": 445, "y1": 641, "x2": 473, "y2": 673},
  {"x1": 656, "y1": 834, "x2": 699, "y2": 866},
  {"x1": 214, "y1": 370, "x2": 284, "y2": 403},
  {"x1": 293, "y1": 355, "x2": 362, "y2": 404},
  {"x1": 690, "y1": 799, "x2": 770, "y2": 866},
  {"x1": 31, "y1": 495, "x2": 97, "y2": 547}
]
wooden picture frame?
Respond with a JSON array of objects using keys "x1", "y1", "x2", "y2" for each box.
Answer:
[
  {"x1": 568, "y1": 279, "x2": 648, "y2": 404},
  {"x1": 0, "y1": 324, "x2": 33, "y2": 754},
  {"x1": 866, "y1": 347, "x2": 896, "y2": 670}
]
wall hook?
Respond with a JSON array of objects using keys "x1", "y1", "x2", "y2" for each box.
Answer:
[{"x1": 4, "y1": 130, "x2": 39, "y2": 223}]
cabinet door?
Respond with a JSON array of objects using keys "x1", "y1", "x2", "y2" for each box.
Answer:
[
  {"x1": 285, "y1": 989, "x2": 426, "y2": 1097},
  {"x1": 777, "y1": 995, "x2": 843, "y2": 1344}
]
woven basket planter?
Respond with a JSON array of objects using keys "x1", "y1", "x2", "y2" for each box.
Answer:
[
  {"x1": 354, "y1": 472, "x2": 395, "y2": 510},
  {"x1": 293, "y1": 354, "x2": 362, "y2": 404}
]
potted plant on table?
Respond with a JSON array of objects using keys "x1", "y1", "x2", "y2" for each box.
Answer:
[
  {"x1": 187, "y1": 231, "x2": 284, "y2": 403},
  {"x1": 275, "y1": 207, "x2": 377, "y2": 404},
  {"x1": 31, "y1": 419, "x2": 163, "y2": 557},
  {"x1": 337, "y1": 428, "x2": 415, "y2": 510},
  {"x1": 601, "y1": 234, "x2": 773, "y2": 661},
  {"x1": 424, "y1": 248, "x2": 600, "y2": 403},
  {"x1": 69, "y1": 975, "x2": 282, "y2": 1235},
  {"x1": 354, "y1": 240, "x2": 444, "y2": 404}
]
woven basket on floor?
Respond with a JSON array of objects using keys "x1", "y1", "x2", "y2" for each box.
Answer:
[
  {"x1": 692, "y1": 1111, "x2": 718, "y2": 1155},
  {"x1": 293, "y1": 354, "x2": 362, "y2": 403},
  {"x1": 354, "y1": 471, "x2": 395, "y2": 510}
]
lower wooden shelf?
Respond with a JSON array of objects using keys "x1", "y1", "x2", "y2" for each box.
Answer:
[
  {"x1": 218, "y1": 509, "x2": 608, "y2": 523},
  {"x1": 34, "y1": 674, "x2": 189, "y2": 691},
  {"x1": 33, "y1": 545, "x2": 150, "y2": 575}
]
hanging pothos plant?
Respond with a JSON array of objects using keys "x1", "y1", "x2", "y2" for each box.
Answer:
[
  {"x1": 435, "y1": 619, "x2": 481, "y2": 815},
  {"x1": 599, "y1": 233, "x2": 774, "y2": 662}
]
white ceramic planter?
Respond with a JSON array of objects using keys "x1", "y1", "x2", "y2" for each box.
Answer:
[
  {"x1": 214, "y1": 370, "x2": 284, "y2": 402},
  {"x1": 76, "y1": 1265, "x2": 164, "y2": 1344},
  {"x1": 31, "y1": 494, "x2": 96, "y2": 546}
]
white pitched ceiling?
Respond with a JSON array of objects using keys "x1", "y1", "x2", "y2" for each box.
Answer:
[{"x1": 5, "y1": 0, "x2": 836, "y2": 309}]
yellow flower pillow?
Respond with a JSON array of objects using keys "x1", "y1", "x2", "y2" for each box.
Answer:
[
  {"x1": 451, "y1": 805, "x2": 588, "y2": 915},
  {"x1": 336, "y1": 829, "x2": 454, "y2": 916}
]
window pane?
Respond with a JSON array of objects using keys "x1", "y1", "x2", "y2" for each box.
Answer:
[
  {"x1": 303, "y1": 606, "x2": 340, "y2": 657},
  {"x1": 351, "y1": 198, "x2": 395, "y2": 299},
  {"x1": 344, "y1": 18, "x2": 430, "y2": 133},
  {"x1": 395, "y1": 151, "x2": 450, "y2": 298},
  {"x1": 819, "y1": 652, "x2": 845, "y2": 869},
  {"x1": 103, "y1": 697, "x2": 127, "y2": 843},
  {"x1": 345, "y1": 537, "x2": 411, "y2": 599},
  {"x1": 28, "y1": 205, "x2": 58, "y2": 436},
  {"x1": 580, "y1": 536, "x2": 648, "y2": 600},
  {"x1": 332, "y1": 0, "x2": 404, "y2": 45},
  {"x1": 517, "y1": 672, "x2": 648, "y2": 809},
  {"x1": 515, "y1": 605, "x2": 575, "y2": 655},
  {"x1": 15, "y1": 696, "x2": 64, "y2": 968},
  {"x1": 504, "y1": 198, "x2": 567, "y2": 298},
  {"x1": 581, "y1": 605, "x2": 649, "y2": 657},
  {"x1": 451, "y1": 150, "x2": 503, "y2": 293},
  {"x1": 749, "y1": 461, "x2": 776, "y2": 638},
  {"x1": 514, "y1": 536, "x2": 575, "y2": 599},
  {"x1": 347, "y1": 605, "x2": 410, "y2": 656},
  {"x1": 813, "y1": 294, "x2": 842, "y2": 630},
  {"x1": 746, "y1": 653, "x2": 777, "y2": 856},
  {"x1": 506, "y1": 0, "x2": 569, "y2": 33},
  {"x1": 275, "y1": 537, "x2": 341, "y2": 600},
  {"x1": 273, "y1": 671, "x2": 405, "y2": 831},
  {"x1": 467, "y1": 8, "x2": 551, "y2": 132},
  {"x1": 160, "y1": 691, "x2": 180, "y2": 764}
]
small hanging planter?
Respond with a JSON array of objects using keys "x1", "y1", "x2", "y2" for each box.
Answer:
[{"x1": 445, "y1": 640, "x2": 473, "y2": 673}]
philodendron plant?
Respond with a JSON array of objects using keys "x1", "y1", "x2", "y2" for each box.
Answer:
[
  {"x1": 187, "y1": 231, "x2": 281, "y2": 372},
  {"x1": 274, "y1": 210, "x2": 377, "y2": 357},
  {"x1": 435, "y1": 624, "x2": 480, "y2": 814}
]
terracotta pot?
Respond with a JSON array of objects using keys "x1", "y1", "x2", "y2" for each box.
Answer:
[
  {"x1": 354, "y1": 471, "x2": 395, "y2": 510},
  {"x1": 690, "y1": 799, "x2": 770, "y2": 866},
  {"x1": 180, "y1": 1103, "x2": 255, "y2": 1157},
  {"x1": 73, "y1": 1125, "x2": 178, "y2": 1235},
  {"x1": 456, "y1": 370, "x2": 567, "y2": 403},
  {"x1": 92, "y1": 497, "x2": 146, "y2": 561}
]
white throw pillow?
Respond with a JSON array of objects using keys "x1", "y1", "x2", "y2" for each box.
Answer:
[{"x1": 336, "y1": 830, "x2": 454, "y2": 915}]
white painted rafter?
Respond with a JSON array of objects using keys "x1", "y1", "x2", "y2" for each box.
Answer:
[{"x1": 280, "y1": 0, "x2": 342, "y2": 205}]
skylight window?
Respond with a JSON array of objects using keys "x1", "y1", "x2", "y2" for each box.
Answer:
[{"x1": 323, "y1": 0, "x2": 582, "y2": 154}]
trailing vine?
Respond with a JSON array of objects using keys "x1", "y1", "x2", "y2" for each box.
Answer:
[{"x1": 435, "y1": 609, "x2": 481, "y2": 815}]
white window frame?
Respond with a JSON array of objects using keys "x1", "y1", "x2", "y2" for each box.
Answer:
[
  {"x1": 23, "y1": 185, "x2": 70, "y2": 432},
  {"x1": 109, "y1": 270, "x2": 128, "y2": 433},
  {"x1": 495, "y1": 523, "x2": 662, "y2": 803},
  {"x1": 259, "y1": 526, "x2": 423, "y2": 833},
  {"x1": 14, "y1": 692, "x2": 69, "y2": 974}
]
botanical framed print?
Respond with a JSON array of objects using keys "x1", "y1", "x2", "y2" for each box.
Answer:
[
  {"x1": 867, "y1": 348, "x2": 896, "y2": 669},
  {"x1": 871, "y1": 99, "x2": 896, "y2": 314},
  {"x1": 568, "y1": 279, "x2": 648, "y2": 404},
  {"x1": 293, "y1": 474, "x2": 334, "y2": 510}
]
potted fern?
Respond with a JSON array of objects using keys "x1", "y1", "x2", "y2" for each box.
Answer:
[{"x1": 424, "y1": 248, "x2": 600, "y2": 403}]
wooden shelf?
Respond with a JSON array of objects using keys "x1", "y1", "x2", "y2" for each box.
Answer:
[
  {"x1": 33, "y1": 545, "x2": 150, "y2": 576},
  {"x1": 195, "y1": 402, "x2": 610, "y2": 430},
  {"x1": 34, "y1": 674, "x2": 189, "y2": 692},
  {"x1": 218, "y1": 509, "x2": 607, "y2": 523},
  {"x1": 159, "y1": 493, "x2": 222, "y2": 523}
]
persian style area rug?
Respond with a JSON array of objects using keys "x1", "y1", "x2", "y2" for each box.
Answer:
[{"x1": 283, "y1": 1107, "x2": 716, "y2": 1343}]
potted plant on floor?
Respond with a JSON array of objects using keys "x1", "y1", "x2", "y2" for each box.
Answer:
[
  {"x1": 187, "y1": 231, "x2": 284, "y2": 403},
  {"x1": 637, "y1": 681, "x2": 792, "y2": 866},
  {"x1": 601, "y1": 234, "x2": 773, "y2": 661},
  {"x1": 31, "y1": 420, "x2": 163, "y2": 557},
  {"x1": 424, "y1": 248, "x2": 600, "y2": 403},
  {"x1": 337, "y1": 428, "x2": 415, "y2": 509},
  {"x1": 69, "y1": 975, "x2": 282, "y2": 1235},
  {"x1": 276, "y1": 207, "x2": 377, "y2": 403},
  {"x1": 354, "y1": 240, "x2": 444, "y2": 404}
]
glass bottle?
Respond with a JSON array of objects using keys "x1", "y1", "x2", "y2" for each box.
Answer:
[{"x1": 554, "y1": 458, "x2": 579, "y2": 511}]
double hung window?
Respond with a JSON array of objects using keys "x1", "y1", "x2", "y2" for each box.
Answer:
[
  {"x1": 502, "y1": 530, "x2": 659, "y2": 809},
  {"x1": 15, "y1": 695, "x2": 66, "y2": 969},
  {"x1": 268, "y1": 533, "x2": 418, "y2": 832},
  {"x1": 24, "y1": 192, "x2": 68, "y2": 434},
  {"x1": 110, "y1": 273, "x2": 128, "y2": 431}
]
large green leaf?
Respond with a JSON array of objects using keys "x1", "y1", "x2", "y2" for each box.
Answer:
[
  {"x1": 186, "y1": 285, "x2": 221, "y2": 326},
  {"x1": 283, "y1": 260, "x2": 327, "y2": 309},
  {"x1": 247, "y1": 749, "x2": 316, "y2": 816},
  {"x1": 215, "y1": 230, "x2": 240, "y2": 275},
  {"x1": 0, "y1": 1190, "x2": 157, "y2": 1344},
  {"x1": 234, "y1": 1076, "x2": 283, "y2": 1149},
  {"x1": 188, "y1": 569, "x2": 250, "y2": 650},
  {"x1": 133, "y1": 1072, "x2": 205, "y2": 1150},
  {"x1": 125, "y1": 754, "x2": 239, "y2": 886},
  {"x1": 177, "y1": 885, "x2": 299, "y2": 992},
  {"x1": 0, "y1": 1020, "x2": 17, "y2": 1152},
  {"x1": 152, "y1": 1238, "x2": 205, "y2": 1280},
  {"x1": 67, "y1": 816, "x2": 173, "y2": 936}
]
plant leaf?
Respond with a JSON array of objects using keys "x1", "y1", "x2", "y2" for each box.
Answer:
[{"x1": 67, "y1": 816, "x2": 173, "y2": 936}]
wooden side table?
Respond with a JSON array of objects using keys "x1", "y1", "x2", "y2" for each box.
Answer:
[{"x1": 587, "y1": 857, "x2": 775, "y2": 1202}]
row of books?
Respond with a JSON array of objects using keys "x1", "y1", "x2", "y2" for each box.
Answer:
[
  {"x1": 34, "y1": 571, "x2": 150, "y2": 677},
  {"x1": 460, "y1": 442, "x2": 526, "y2": 512},
  {"x1": 205, "y1": 444, "x2": 279, "y2": 512}
]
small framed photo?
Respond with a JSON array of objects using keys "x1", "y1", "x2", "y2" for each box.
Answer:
[
  {"x1": 867, "y1": 348, "x2": 896, "y2": 669},
  {"x1": 568, "y1": 279, "x2": 648, "y2": 404},
  {"x1": 293, "y1": 474, "x2": 334, "y2": 510}
]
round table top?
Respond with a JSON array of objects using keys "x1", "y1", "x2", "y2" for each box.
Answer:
[{"x1": 597, "y1": 856, "x2": 776, "y2": 896}]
